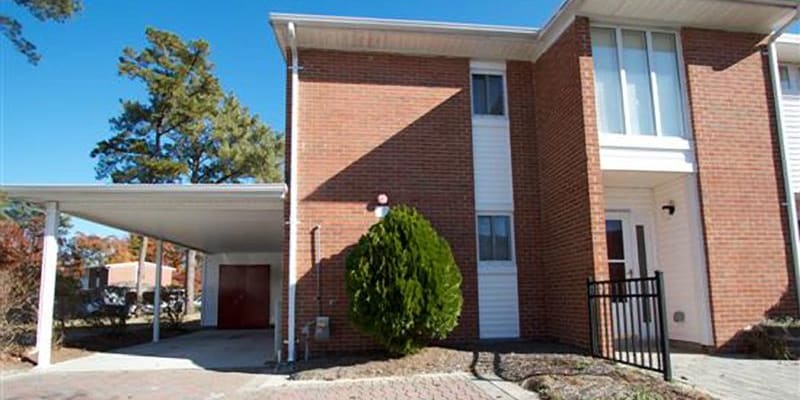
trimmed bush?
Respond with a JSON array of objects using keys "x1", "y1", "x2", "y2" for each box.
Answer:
[{"x1": 345, "y1": 206, "x2": 463, "y2": 355}]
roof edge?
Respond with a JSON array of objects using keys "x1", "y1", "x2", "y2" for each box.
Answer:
[{"x1": 268, "y1": 13, "x2": 539, "y2": 36}]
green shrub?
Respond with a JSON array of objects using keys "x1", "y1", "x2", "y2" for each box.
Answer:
[{"x1": 345, "y1": 206, "x2": 463, "y2": 355}]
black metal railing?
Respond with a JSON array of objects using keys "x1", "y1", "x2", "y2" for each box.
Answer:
[{"x1": 588, "y1": 270, "x2": 671, "y2": 381}]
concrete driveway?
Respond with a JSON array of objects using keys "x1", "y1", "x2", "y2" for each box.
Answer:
[{"x1": 48, "y1": 329, "x2": 275, "y2": 372}]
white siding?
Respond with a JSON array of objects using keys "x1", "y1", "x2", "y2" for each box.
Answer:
[
  {"x1": 652, "y1": 176, "x2": 713, "y2": 345},
  {"x1": 781, "y1": 93, "x2": 800, "y2": 191},
  {"x1": 478, "y1": 271, "x2": 520, "y2": 338},
  {"x1": 471, "y1": 60, "x2": 519, "y2": 339},
  {"x1": 473, "y1": 125, "x2": 514, "y2": 210},
  {"x1": 604, "y1": 178, "x2": 713, "y2": 346},
  {"x1": 201, "y1": 252, "x2": 283, "y2": 327}
]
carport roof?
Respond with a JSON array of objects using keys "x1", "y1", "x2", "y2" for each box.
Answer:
[{"x1": 1, "y1": 184, "x2": 286, "y2": 254}]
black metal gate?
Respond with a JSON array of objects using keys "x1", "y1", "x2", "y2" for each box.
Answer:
[{"x1": 587, "y1": 270, "x2": 672, "y2": 381}]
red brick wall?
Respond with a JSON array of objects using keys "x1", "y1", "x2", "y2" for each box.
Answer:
[
  {"x1": 507, "y1": 60, "x2": 546, "y2": 339},
  {"x1": 284, "y1": 50, "x2": 477, "y2": 352},
  {"x1": 682, "y1": 28, "x2": 799, "y2": 350},
  {"x1": 531, "y1": 17, "x2": 608, "y2": 347}
]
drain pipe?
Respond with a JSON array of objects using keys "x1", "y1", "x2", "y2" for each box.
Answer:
[
  {"x1": 312, "y1": 224, "x2": 322, "y2": 316},
  {"x1": 766, "y1": 6, "x2": 800, "y2": 316},
  {"x1": 287, "y1": 20, "x2": 300, "y2": 366}
]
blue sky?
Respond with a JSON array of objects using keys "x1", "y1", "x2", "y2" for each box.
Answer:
[
  {"x1": 0, "y1": 0, "x2": 565, "y2": 236},
  {"x1": 1, "y1": 1, "x2": 797, "y2": 236}
]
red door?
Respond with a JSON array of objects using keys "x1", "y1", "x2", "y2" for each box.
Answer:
[{"x1": 217, "y1": 265, "x2": 270, "y2": 329}]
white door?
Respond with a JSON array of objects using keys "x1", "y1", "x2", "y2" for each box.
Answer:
[{"x1": 605, "y1": 212, "x2": 655, "y2": 345}]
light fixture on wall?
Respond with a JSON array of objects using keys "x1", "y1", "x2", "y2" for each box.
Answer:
[
  {"x1": 375, "y1": 193, "x2": 390, "y2": 218},
  {"x1": 661, "y1": 201, "x2": 676, "y2": 216}
]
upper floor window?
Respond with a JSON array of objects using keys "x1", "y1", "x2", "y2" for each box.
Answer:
[
  {"x1": 478, "y1": 215, "x2": 512, "y2": 262},
  {"x1": 591, "y1": 27, "x2": 686, "y2": 138},
  {"x1": 780, "y1": 65, "x2": 792, "y2": 91},
  {"x1": 472, "y1": 74, "x2": 505, "y2": 116}
]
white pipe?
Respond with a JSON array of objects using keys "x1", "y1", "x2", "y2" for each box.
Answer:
[
  {"x1": 767, "y1": 6, "x2": 800, "y2": 316},
  {"x1": 287, "y1": 20, "x2": 300, "y2": 364},
  {"x1": 152, "y1": 239, "x2": 163, "y2": 342},
  {"x1": 34, "y1": 201, "x2": 59, "y2": 369}
]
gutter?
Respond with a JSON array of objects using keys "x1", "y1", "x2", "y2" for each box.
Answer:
[
  {"x1": 766, "y1": 5, "x2": 800, "y2": 316},
  {"x1": 286, "y1": 21, "x2": 300, "y2": 366}
]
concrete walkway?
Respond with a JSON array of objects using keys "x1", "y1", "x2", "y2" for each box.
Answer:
[
  {"x1": 672, "y1": 352, "x2": 800, "y2": 400},
  {"x1": 48, "y1": 329, "x2": 275, "y2": 372}
]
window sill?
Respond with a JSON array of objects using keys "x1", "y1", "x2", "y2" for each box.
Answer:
[
  {"x1": 478, "y1": 263, "x2": 517, "y2": 275},
  {"x1": 599, "y1": 134, "x2": 691, "y2": 150},
  {"x1": 472, "y1": 115, "x2": 509, "y2": 128}
]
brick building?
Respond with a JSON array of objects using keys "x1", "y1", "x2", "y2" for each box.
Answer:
[{"x1": 271, "y1": 0, "x2": 800, "y2": 362}]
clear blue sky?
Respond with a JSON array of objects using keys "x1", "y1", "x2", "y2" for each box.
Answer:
[{"x1": 1, "y1": 1, "x2": 797, "y2": 236}]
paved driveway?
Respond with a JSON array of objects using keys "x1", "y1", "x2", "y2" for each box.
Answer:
[
  {"x1": 672, "y1": 352, "x2": 800, "y2": 400},
  {"x1": 48, "y1": 329, "x2": 275, "y2": 372}
]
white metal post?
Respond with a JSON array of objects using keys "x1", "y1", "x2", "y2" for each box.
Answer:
[
  {"x1": 152, "y1": 240, "x2": 163, "y2": 342},
  {"x1": 35, "y1": 202, "x2": 59, "y2": 369}
]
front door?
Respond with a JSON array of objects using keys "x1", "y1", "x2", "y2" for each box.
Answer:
[
  {"x1": 605, "y1": 212, "x2": 654, "y2": 343},
  {"x1": 218, "y1": 265, "x2": 270, "y2": 329}
]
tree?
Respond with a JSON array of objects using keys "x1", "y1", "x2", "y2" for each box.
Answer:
[
  {"x1": 91, "y1": 27, "x2": 284, "y2": 307},
  {"x1": 345, "y1": 206, "x2": 463, "y2": 355},
  {"x1": 1, "y1": 193, "x2": 72, "y2": 255},
  {"x1": 1, "y1": 0, "x2": 82, "y2": 64}
]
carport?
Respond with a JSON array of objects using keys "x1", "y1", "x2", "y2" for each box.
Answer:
[{"x1": 1, "y1": 184, "x2": 285, "y2": 369}]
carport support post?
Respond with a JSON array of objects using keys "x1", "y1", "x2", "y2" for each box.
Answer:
[
  {"x1": 152, "y1": 240, "x2": 164, "y2": 342},
  {"x1": 35, "y1": 202, "x2": 59, "y2": 369}
]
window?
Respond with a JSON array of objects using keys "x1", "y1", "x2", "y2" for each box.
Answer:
[
  {"x1": 478, "y1": 215, "x2": 512, "y2": 261},
  {"x1": 591, "y1": 27, "x2": 686, "y2": 137},
  {"x1": 605, "y1": 219, "x2": 627, "y2": 302},
  {"x1": 780, "y1": 65, "x2": 792, "y2": 91},
  {"x1": 472, "y1": 74, "x2": 505, "y2": 116}
]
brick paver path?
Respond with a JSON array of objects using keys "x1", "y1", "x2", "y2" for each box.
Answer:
[
  {"x1": 672, "y1": 352, "x2": 800, "y2": 400},
  {"x1": 1, "y1": 369, "x2": 530, "y2": 400}
]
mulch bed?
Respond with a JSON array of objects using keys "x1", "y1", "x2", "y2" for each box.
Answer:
[{"x1": 291, "y1": 341, "x2": 713, "y2": 400}]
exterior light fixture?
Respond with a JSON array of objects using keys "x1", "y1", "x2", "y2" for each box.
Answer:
[
  {"x1": 375, "y1": 193, "x2": 390, "y2": 218},
  {"x1": 661, "y1": 201, "x2": 676, "y2": 216}
]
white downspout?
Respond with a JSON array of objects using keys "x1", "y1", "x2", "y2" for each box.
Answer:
[
  {"x1": 767, "y1": 6, "x2": 800, "y2": 316},
  {"x1": 287, "y1": 21, "x2": 300, "y2": 365}
]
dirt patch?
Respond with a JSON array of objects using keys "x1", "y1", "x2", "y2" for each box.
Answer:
[
  {"x1": 502, "y1": 353, "x2": 712, "y2": 400},
  {"x1": 291, "y1": 342, "x2": 711, "y2": 400},
  {"x1": 292, "y1": 347, "x2": 474, "y2": 380}
]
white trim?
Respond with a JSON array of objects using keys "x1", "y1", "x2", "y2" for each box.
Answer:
[
  {"x1": 470, "y1": 60, "x2": 506, "y2": 72},
  {"x1": 599, "y1": 134, "x2": 691, "y2": 150},
  {"x1": 0, "y1": 183, "x2": 285, "y2": 195},
  {"x1": 270, "y1": 13, "x2": 539, "y2": 36}
]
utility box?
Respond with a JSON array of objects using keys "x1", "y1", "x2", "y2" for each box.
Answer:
[{"x1": 314, "y1": 316, "x2": 330, "y2": 341}]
